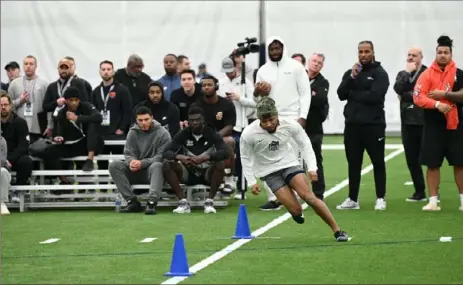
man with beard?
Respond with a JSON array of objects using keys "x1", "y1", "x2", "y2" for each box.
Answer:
[
  {"x1": 413, "y1": 35, "x2": 463, "y2": 212},
  {"x1": 133, "y1": 81, "x2": 180, "y2": 138},
  {"x1": 177, "y1": 55, "x2": 191, "y2": 75},
  {"x1": 8, "y1": 55, "x2": 52, "y2": 143},
  {"x1": 114, "y1": 54, "x2": 152, "y2": 108},
  {"x1": 63, "y1": 56, "x2": 93, "y2": 96},
  {"x1": 157, "y1": 54, "x2": 181, "y2": 101},
  {"x1": 170, "y1": 69, "x2": 203, "y2": 125},
  {"x1": 0, "y1": 91, "x2": 33, "y2": 202},
  {"x1": 43, "y1": 58, "x2": 90, "y2": 133},
  {"x1": 191, "y1": 76, "x2": 237, "y2": 193},
  {"x1": 2, "y1": 61, "x2": 21, "y2": 91},
  {"x1": 336, "y1": 40, "x2": 390, "y2": 211},
  {"x1": 162, "y1": 106, "x2": 229, "y2": 214},
  {"x1": 393, "y1": 47, "x2": 427, "y2": 202},
  {"x1": 253, "y1": 36, "x2": 311, "y2": 210}
]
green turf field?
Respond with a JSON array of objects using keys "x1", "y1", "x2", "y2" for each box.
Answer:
[{"x1": 1, "y1": 136, "x2": 463, "y2": 284}]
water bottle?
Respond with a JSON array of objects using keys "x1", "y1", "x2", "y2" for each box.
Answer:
[{"x1": 115, "y1": 194, "x2": 122, "y2": 212}]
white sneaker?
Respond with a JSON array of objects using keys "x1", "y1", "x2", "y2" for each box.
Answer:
[
  {"x1": 204, "y1": 199, "x2": 216, "y2": 214},
  {"x1": 233, "y1": 192, "x2": 246, "y2": 200},
  {"x1": 1, "y1": 202, "x2": 10, "y2": 215},
  {"x1": 173, "y1": 199, "x2": 191, "y2": 214},
  {"x1": 458, "y1": 205, "x2": 463, "y2": 212},
  {"x1": 422, "y1": 202, "x2": 441, "y2": 211},
  {"x1": 375, "y1": 198, "x2": 387, "y2": 210},
  {"x1": 11, "y1": 193, "x2": 20, "y2": 203},
  {"x1": 336, "y1": 198, "x2": 360, "y2": 210}
]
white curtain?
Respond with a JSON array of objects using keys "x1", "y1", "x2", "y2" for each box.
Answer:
[{"x1": 1, "y1": 1, "x2": 462, "y2": 134}]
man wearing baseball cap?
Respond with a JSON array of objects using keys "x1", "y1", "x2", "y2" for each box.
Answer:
[{"x1": 2, "y1": 61, "x2": 21, "y2": 91}]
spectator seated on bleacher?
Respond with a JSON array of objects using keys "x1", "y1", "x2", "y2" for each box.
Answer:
[
  {"x1": 132, "y1": 81, "x2": 180, "y2": 138},
  {"x1": 33, "y1": 87, "x2": 104, "y2": 187},
  {"x1": 170, "y1": 69, "x2": 203, "y2": 127},
  {"x1": 162, "y1": 106, "x2": 228, "y2": 214},
  {"x1": 191, "y1": 76, "x2": 237, "y2": 194},
  {"x1": 1, "y1": 134, "x2": 12, "y2": 215},
  {"x1": 109, "y1": 106, "x2": 171, "y2": 215},
  {"x1": 0, "y1": 92, "x2": 32, "y2": 202}
]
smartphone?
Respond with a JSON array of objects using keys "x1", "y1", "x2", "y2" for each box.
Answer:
[{"x1": 357, "y1": 63, "x2": 363, "y2": 72}]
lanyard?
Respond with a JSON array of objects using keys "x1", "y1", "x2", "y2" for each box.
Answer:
[
  {"x1": 23, "y1": 77, "x2": 37, "y2": 103},
  {"x1": 57, "y1": 77, "x2": 73, "y2": 98},
  {"x1": 100, "y1": 85, "x2": 115, "y2": 111}
]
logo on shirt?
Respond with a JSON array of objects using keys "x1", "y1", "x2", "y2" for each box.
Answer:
[
  {"x1": 109, "y1": 91, "x2": 116, "y2": 99},
  {"x1": 413, "y1": 84, "x2": 421, "y2": 97},
  {"x1": 216, "y1": 112, "x2": 223, "y2": 120},
  {"x1": 186, "y1": 140, "x2": 194, "y2": 147},
  {"x1": 268, "y1": 141, "x2": 279, "y2": 152}
]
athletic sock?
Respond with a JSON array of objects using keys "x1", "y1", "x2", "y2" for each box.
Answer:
[
  {"x1": 429, "y1": 196, "x2": 438, "y2": 204},
  {"x1": 292, "y1": 213, "x2": 305, "y2": 224},
  {"x1": 460, "y1": 194, "x2": 463, "y2": 206}
]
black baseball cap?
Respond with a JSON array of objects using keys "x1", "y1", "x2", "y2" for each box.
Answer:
[{"x1": 4, "y1": 61, "x2": 20, "y2": 70}]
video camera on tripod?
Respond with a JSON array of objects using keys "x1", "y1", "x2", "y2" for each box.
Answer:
[{"x1": 235, "y1": 37, "x2": 260, "y2": 56}]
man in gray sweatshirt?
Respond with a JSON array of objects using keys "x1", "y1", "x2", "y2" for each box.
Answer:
[
  {"x1": 1, "y1": 134, "x2": 12, "y2": 215},
  {"x1": 109, "y1": 106, "x2": 171, "y2": 215}
]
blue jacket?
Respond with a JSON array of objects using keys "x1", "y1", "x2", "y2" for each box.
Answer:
[{"x1": 156, "y1": 74, "x2": 181, "y2": 101}]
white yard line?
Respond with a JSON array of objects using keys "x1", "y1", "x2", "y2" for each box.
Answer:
[{"x1": 161, "y1": 147, "x2": 405, "y2": 284}]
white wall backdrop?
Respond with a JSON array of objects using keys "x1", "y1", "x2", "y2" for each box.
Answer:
[{"x1": 1, "y1": 1, "x2": 462, "y2": 134}]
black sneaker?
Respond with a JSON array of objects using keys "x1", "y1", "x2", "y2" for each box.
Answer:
[
  {"x1": 145, "y1": 200, "x2": 157, "y2": 215},
  {"x1": 334, "y1": 230, "x2": 349, "y2": 242},
  {"x1": 82, "y1": 159, "x2": 94, "y2": 172},
  {"x1": 405, "y1": 193, "x2": 427, "y2": 202},
  {"x1": 259, "y1": 201, "x2": 282, "y2": 211},
  {"x1": 120, "y1": 199, "x2": 143, "y2": 213}
]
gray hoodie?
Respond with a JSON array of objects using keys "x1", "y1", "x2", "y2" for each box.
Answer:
[
  {"x1": 124, "y1": 120, "x2": 171, "y2": 169},
  {"x1": 0, "y1": 135, "x2": 7, "y2": 168}
]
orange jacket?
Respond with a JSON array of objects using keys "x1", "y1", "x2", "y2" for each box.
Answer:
[{"x1": 413, "y1": 60, "x2": 458, "y2": 129}]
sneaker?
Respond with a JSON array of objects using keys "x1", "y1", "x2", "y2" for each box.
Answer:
[
  {"x1": 173, "y1": 199, "x2": 191, "y2": 214},
  {"x1": 145, "y1": 200, "x2": 157, "y2": 215},
  {"x1": 120, "y1": 198, "x2": 143, "y2": 213},
  {"x1": 204, "y1": 199, "x2": 216, "y2": 214},
  {"x1": 82, "y1": 159, "x2": 94, "y2": 172},
  {"x1": 259, "y1": 201, "x2": 282, "y2": 211},
  {"x1": 10, "y1": 192, "x2": 20, "y2": 203},
  {"x1": 422, "y1": 202, "x2": 441, "y2": 211},
  {"x1": 406, "y1": 193, "x2": 427, "y2": 202},
  {"x1": 234, "y1": 192, "x2": 246, "y2": 200},
  {"x1": 1, "y1": 202, "x2": 10, "y2": 215},
  {"x1": 375, "y1": 198, "x2": 387, "y2": 211},
  {"x1": 334, "y1": 230, "x2": 349, "y2": 242},
  {"x1": 222, "y1": 176, "x2": 235, "y2": 194},
  {"x1": 459, "y1": 205, "x2": 463, "y2": 212},
  {"x1": 336, "y1": 198, "x2": 360, "y2": 210}
]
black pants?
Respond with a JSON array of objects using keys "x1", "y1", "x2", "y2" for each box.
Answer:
[
  {"x1": 344, "y1": 124, "x2": 386, "y2": 201},
  {"x1": 308, "y1": 133, "x2": 325, "y2": 200},
  {"x1": 10, "y1": 155, "x2": 33, "y2": 185},
  {"x1": 401, "y1": 124, "x2": 425, "y2": 195}
]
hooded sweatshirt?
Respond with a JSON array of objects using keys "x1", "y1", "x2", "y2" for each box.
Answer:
[
  {"x1": 156, "y1": 74, "x2": 181, "y2": 101},
  {"x1": 255, "y1": 36, "x2": 311, "y2": 120},
  {"x1": 132, "y1": 81, "x2": 181, "y2": 138},
  {"x1": 124, "y1": 120, "x2": 172, "y2": 169}
]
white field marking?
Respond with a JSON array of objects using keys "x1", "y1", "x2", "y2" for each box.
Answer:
[
  {"x1": 161, "y1": 147, "x2": 404, "y2": 284},
  {"x1": 404, "y1": 181, "x2": 413, "y2": 186},
  {"x1": 439, "y1": 237, "x2": 452, "y2": 242},
  {"x1": 140, "y1": 238, "x2": 157, "y2": 243},
  {"x1": 39, "y1": 238, "x2": 60, "y2": 244},
  {"x1": 322, "y1": 144, "x2": 402, "y2": 150}
]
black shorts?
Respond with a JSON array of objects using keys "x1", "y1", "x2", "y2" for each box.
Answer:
[
  {"x1": 179, "y1": 163, "x2": 213, "y2": 185},
  {"x1": 420, "y1": 122, "x2": 463, "y2": 168}
]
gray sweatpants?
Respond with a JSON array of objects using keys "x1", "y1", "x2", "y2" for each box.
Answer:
[
  {"x1": 109, "y1": 160, "x2": 164, "y2": 202},
  {"x1": 1, "y1": 167, "x2": 11, "y2": 202}
]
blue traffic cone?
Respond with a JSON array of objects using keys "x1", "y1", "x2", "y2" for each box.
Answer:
[
  {"x1": 164, "y1": 234, "x2": 194, "y2": 276},
  {"x1": 232, "y1": 204, "x2": 255, "y2": 239}
]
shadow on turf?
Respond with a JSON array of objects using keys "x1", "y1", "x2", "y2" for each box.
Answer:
[{"x1": 3, "y1": 237, "x2": 462, "y2": 260}]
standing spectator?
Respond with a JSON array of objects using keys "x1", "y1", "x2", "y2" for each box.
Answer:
[
  {"x1": 218, "y1": 56, "x2": 256, "y2": 199},
  {"x1": 231, "y1": 50, "x2": 255, "y2": 82},
  {"x1": 109, "y1": 106, "x2": 171, "y2": 214},
  {"x1": 413, "y1": 35, "x2": 463, "y2": 212},
  {"x1": 170, "y1": 69, "x2": 203, "y2": 125},
  {"x1": 114, "y1": 54, "x2": 152, "y2": 107},
  {"x1": 2, "y1": 61, "x2": 21, "y2": 91},
  {"x1": 336, "y1": 40, "x2": 390, "y2": 211},
  {"x1": 0, "y1": 91, "x2": 32, "y2": 202},
  {"x1": 8, "y1": 55, "x2": 52, "y2": 143},
  {"x1": 157, "y1": 54, "x2": 181, "y2": 101},
  {"x1": 254, "y1": 36, "x2": 311, "y2": 210},
  {"x1": 393, "y1": 47, "x2": 427, "y2": 202},
  {"x1": 133, "y1": 81, "x2": 180, "y2": 138},
  {"x1": 1, "y1": 131, "x2": 12, "y2": 215},
  {"x1": 63, "y1": 56, "x2": 93, "y2": 96},
  {"x1": 196, "y1": 63, "x2": 212, "y2": 82},
  {"x1": 177, "y1": 55, "x2": 191, "y2": 74}
]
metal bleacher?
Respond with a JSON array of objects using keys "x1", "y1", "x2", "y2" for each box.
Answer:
[{"x1": 6, "y1": 140, "x2": 230, "y2": 212}]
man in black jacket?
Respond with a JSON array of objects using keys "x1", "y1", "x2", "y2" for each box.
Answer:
[
  {"x1": 132, "y1": 81, "x2": 180, "y2": 138},
  {"x1": 162, "y1": 106, "x2": 228, "y2": 214},
  {"x1": 305, "y1": 53, "x2": 330, "y2": 200},
  {"x1": 336, "y1": 40, "x2": 390, "y2": 211},
  {"x1": 36, "y1": 87, "x2": 103, "y2": 185},
  {"x1": 0, "y1": 91, "x2": 33, "y2": 202},
  {"x1": 393, "y1": 47, "x2": 427, "y2": 202},
  {"x1": 170, "y1": 69, "x2": 203, "y2": 124}
]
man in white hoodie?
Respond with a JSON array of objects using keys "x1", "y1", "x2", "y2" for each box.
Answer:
[{"x1": 254, "y1": 36, "x2": 312, "y2": 210}]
